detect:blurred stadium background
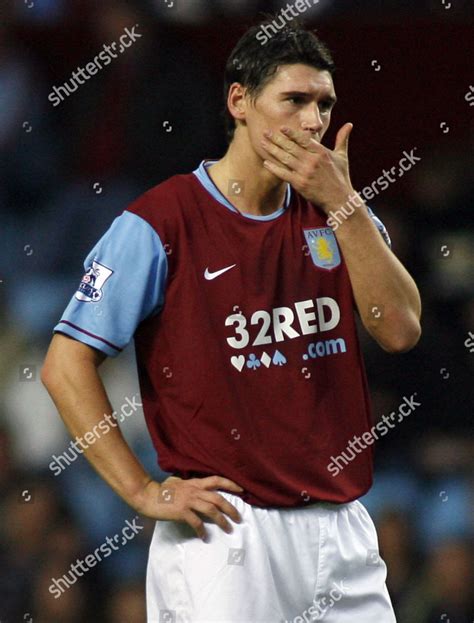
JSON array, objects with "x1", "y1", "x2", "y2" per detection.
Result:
[{"x1": 0, "y1": 0, "x2": 473, "y2": 621}]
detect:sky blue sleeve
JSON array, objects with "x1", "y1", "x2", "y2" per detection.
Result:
[
  {"x1": 54, "y1": 210, "x2": 168, "y2": 357},
  {"x1": 366, "y1": 206, "x2": 392, "y2": 248}
]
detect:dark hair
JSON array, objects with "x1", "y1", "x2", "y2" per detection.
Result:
[{"x1": 222, "y1": 15, "x2": 336, "y2": 144}]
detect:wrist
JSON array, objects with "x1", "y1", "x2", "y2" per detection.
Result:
[
  {"x1": 325, "y1": 190, "x2": 368, "y2": 228},
  {"x1": 126, "y1": 474, "x2": 154, "y2": 509},
  {"x1": 323, "y1": 187, "x2": 361, "y2": 215},
  {"x1": 328, "y1": 202, "x2": 372, "y2": 240}
]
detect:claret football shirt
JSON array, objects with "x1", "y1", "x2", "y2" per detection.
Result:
[{"x1": 54, "y1": 160, "x2": 391, "y2": 507}]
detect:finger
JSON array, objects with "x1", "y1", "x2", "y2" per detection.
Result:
[
  {"x1": 262, "y1": 159, "x2": 294, "y2": 184},
  {"x1": 264, "y1": 129, "x2": 306, "y2": 157},
  {"x1": 193, "y1": 499, "x2": 233, "y2": 533},
  {"x1": 201, "y1": 491, "x2": 242, "y2": 523},
  {"x1": 198, "y1": 476, "x2": 244, "y2": 492},
  {"x1": 261, "y1": 138, "x2": 297, "y2": 170},
  {"x1": 182, "y1": 509, "x2": 206, "y2": 540},
  {"x1": 280, "y1": 126, "x2": 321, "y2": 153},
  {"x1": 334, "y1": 122, "x2": 353, "y2": 155}
]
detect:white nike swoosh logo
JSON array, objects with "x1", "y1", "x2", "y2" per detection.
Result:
[{"x1": 204, "y1": 264, "x2": 237, "y2": 280}]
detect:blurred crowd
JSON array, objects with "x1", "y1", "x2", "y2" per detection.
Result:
[{"x1": 0, "y1": 0, "x2": 473, "y2": 621}]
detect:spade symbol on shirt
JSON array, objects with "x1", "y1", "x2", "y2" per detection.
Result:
[{"x1": 273, "y1": 350, "x2": 287, "y2": 366}]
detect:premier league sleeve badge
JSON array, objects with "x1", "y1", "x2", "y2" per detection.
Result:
[{"x1": 75, "y1": 259, "x2": 113, "y2": 302}]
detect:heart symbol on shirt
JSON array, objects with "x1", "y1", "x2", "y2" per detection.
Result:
[{"x1": 231, "y1": 355, "x2": 245, "y2": 372}]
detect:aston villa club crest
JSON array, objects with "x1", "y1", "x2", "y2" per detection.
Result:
[
  {"x1": 75, "y1": 260, "x2": 113, "y2": 302},
  {"x1": 303, "y1": 227, "x2": 341, "y2": 271}
]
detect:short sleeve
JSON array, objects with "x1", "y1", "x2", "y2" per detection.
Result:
[
  {"x1": 366, "y1": 206, "x2": 392, "y2": 248},
  {"x1": 54, "y1": 210, "x2": 168, "y2": 357}
]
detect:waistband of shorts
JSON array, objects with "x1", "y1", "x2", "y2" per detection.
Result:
[{"x1": 217, "y1": 489, "x2": 360, "y2": 513}]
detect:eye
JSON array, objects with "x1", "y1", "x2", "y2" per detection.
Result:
[
  {"x1": 287, "y1": 96, "x2": 305, "y2": 105},
  {"x1": 319, "y1": 101, "x2": 334, "y2": 114}
]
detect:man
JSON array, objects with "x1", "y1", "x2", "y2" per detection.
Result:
[{"x1": 42, "y1": 16, "x2": 421, "y2": 622}]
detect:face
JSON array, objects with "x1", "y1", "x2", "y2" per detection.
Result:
[{"x1": 231, "y1": 63, "x2": 337, "y2": 157}]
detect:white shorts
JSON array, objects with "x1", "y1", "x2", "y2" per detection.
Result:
[{"x1": 146, "y1": 490, "x2": 396, "y2": 623}]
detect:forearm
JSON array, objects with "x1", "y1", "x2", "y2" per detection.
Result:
[
  {"x1": 332, "y1": 197, "x2": 421, "y2": 352},
  {"x1": 42, "y1": 343, "x2": 151, "y2": 506}
]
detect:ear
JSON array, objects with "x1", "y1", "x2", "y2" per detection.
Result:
[{"x1": 227, "y1": 83, "x2": 247, "y2": 124}]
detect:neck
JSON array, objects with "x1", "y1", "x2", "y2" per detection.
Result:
[{"x1": 207, "y1": 135, "x2": 288, "y2": 217}]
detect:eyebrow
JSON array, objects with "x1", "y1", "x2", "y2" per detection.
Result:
[{"x1": 280, "y1": 91, "x2": 338, "y2": 104}]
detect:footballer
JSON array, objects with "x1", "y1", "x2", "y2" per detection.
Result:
[{"x1": 42, "y1": 16, "x2": 421, "y2": 622}]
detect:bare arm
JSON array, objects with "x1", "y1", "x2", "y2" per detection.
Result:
[
  {"x1": 42, "y1": 333, "x2": 152, "y2": 503},
  {"x1": 332, "y1": 199, "x2": 422, "y2": 353},
  {"x1": 41, "y1": 333, "x2": 243, "y2": 539}
]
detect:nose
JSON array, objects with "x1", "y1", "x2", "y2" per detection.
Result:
[{"x1": 301, "y1": 105, "x2": 324, "y2": 135}]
